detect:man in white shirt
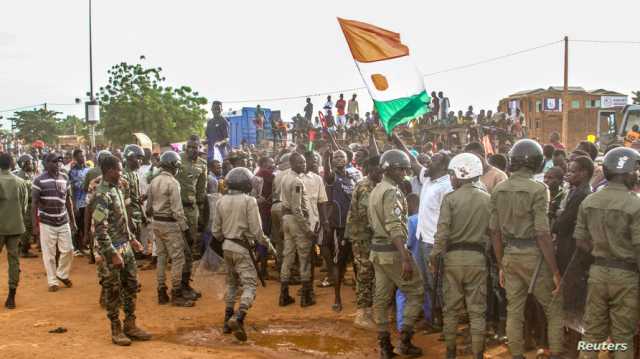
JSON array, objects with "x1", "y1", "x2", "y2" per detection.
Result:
[{"x1": 392, "y1": 134, "x2": 452, "y2": 330}]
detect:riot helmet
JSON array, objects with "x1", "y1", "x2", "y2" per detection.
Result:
[
  {"x1": 508, "y1": 139, "x2": 544, "y2": 173},
  {"x1": 225, "y1": 167, "x2": 254, "y2": 193}
]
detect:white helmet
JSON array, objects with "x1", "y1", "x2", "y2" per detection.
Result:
[{"x1": 449, "y1": 153, "x2": 483, "y2": 179}]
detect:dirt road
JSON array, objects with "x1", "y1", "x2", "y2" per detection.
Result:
[{"x1": 0, "y1": 253, "x2": 512, "y2": 358}]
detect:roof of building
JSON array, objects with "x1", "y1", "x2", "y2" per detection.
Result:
[{"x1": 506, "y1": 86, "x2": 625, "y2": 98}]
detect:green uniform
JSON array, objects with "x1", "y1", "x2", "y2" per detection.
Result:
[
  {"x1": 574, "y1": 182, "x2": 640, "y2": 359},
  {"x1": 345, "y1": 177, "x2": 375, "y2": 309},
  {"x1": 122, "y1": 167, "x2": 145, "y2": 239},
  {"x1": 213, "y1": 190, "x2": 266, "y2": 310},
  {"x1": 431, "y1": 182, "x2": 490, "y2": 354},
  {"x1": 83, "y1": 167, "x2": 102, "y2": 193},
  {"x1": 0, "y1": 169, "x2": 28, "y2": 289},
  {"x1": 489, "y1": 169, "x2": 563, "y2": 356},
  {"x1": 176, "y1": 153, "x2": 207, "y2": 259},
  {"x1": 93, "y1": 180, "x2": 138, "y2": 323},
  {"x1": 280, "y1": 171, "x2": 314, "y2": 283},
  {"x1": 368, "y1": 175, "x2": 423, "y2": 332},
  {"x1": 13, "y1": 169, "x2": 35, "y2": 252}
]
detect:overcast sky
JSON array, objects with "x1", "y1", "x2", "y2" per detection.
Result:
[{"x1": 1, "y1": 0, "x2": 639, "y2": 130}]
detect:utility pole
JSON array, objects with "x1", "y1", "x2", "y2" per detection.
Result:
[
  {"x1": 87, "y1": 0, "x2": 97, "y2": 149},
  {"x1": 562, "y1": 36, "x2": 569, "y2": 147}
]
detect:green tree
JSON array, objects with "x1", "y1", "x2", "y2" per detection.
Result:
[
  {"x1": 633, "y1": 91, "x2": 640, "y2": 105},
  {"x1": 97, "y1": 60, "x2": 208, "y2": 145},
  {"x1": 58, "y1": 115, "x2": 89, "y2": 138},
  {"x1": 11, "y1": 108, "x2": 61, "y2": 145}
]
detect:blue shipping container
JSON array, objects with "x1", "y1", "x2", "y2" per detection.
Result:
[{"x1": 226, "y1": 107, "x2": 274, "y2": 147}]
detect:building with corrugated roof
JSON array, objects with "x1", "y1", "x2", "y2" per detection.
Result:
[{"x1": 498, "y1": 87, "x2": 627, "y2": 149}]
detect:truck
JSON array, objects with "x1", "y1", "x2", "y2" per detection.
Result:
[{"x1": 597, "y1": 104, "x2": 640, "y2": 148}]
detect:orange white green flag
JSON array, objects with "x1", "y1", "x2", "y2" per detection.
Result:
[{"x1": 337, "y1": 18, "x2": 430, "y2": 134}]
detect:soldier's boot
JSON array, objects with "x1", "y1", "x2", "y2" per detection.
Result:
[
  {"x1": 111, "y1": 320, "x2": 132, "y2": 346},
  {"x1": 377, "y1": 331, "x2": 397, "y2": 359},
  {"x1": 157, "y1": 286, "x2": 170, "y2": 305},
  {"x1": 397, "y1": 330, "x2": 423, "y2": 357},
  {"x1": 228, "y1": 308, "x2": 247, "y2": 342},
  {"x1": 278, "y1": 282, "x2": 295, "y2": 307},
  {"x1": 4, "y1": 288, "x2": 16, "y2": 309},
  {"x1": 223, "y1": 307, "x2": 234, "y2": 334},
  {"x1": 123, "y1": 316, "x2": 152, "y2": 341},
  {"x1": 354, "y1": 308, "x2": 377, "y2": 331},
  {"x1": 300, "y1": 281, "x2": 316, "y2": 308},
  {"x1": 181, "y1": 272, "x2": 202, "y2": 300},
  {"x1": 171, "y1": 288, "x2": 195, "y2": 307},
  {"x1": 446, "y1": 346, "x2": 457, "y2": 359}
]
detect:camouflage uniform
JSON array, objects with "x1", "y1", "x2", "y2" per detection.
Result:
[
  {"x1": 176, "y1": 153, "x2": 207, "y2": 259},
  {"x1": 92, "y1": 180, "x2": 138, "y2": 323},
  {"x1": 122, "y1": 167, "x2": 145, "y2": 239},
  {"x1": 13, "y1": 169, "x2": 35, "y2": 253},
  {"x1": 345, "y1": 177, "x2": 376, "y2": 309}
]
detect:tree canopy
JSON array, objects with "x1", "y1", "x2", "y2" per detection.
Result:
[
  {"x1": 11, "y1": 108, "x2": 61, "y2": 144},
  {"x1": 97, "y1": 60, "x2": 208, "y2": 146}
]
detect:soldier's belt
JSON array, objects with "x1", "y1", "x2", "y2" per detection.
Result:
[
  {"x1": 182, "y1": 201, "x2": 194, "y2": 208},
  {"x1": 370, "y1": 243, "x2": 398, "y2": 252},
  {"x1": 593, "y1": 257, "x2": 638, "y2": 273},
  {"x1": 225, "y1": 238, "x2": 251, "y2": 251},
  {"x1": 446, "y1": 242, "x2": 485, "y2": 254},
  {"x1": 506, "y1": 238, "x2": 537, "y2": 248},
  {"x1": 153, "y1": 216, "x2": 176, "y2": 222}
]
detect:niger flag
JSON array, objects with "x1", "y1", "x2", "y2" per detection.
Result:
[{"x1": 338, "y1": 18, "x2": 430, "y2": 134}]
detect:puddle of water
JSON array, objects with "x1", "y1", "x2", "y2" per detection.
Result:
[{"x1": 167, "y1": 322, "x2": 362, "y2": 357}]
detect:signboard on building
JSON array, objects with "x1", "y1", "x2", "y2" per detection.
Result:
[
  {"x1": 601, "y1": 96, "x2": 627, "y2": 108},
  {"x1": 544, "y1": 98, "x2": 561, "y2": 112}
]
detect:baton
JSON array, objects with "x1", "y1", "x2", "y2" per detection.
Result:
[{"x1": 528, "y1": 256, "x2": 544, "y2": 294}]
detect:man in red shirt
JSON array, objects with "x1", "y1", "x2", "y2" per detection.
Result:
[
  {"x1": 335, "y1": 94, "x2": 347, "y2": 127},
  {"x1": 549, "y1": 131, "x2": 565, "y2": 150}
]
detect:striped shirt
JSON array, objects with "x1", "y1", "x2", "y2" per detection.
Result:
[{"x1": 32, "y1": 171, "x2": 70, "y2": 227}]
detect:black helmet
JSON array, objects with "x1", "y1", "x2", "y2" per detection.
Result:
[
  {"x1": 159, "y1": 151, "x2": 181, "y2": 171},
  {"x1": 123, "y1": 144, "x2": 144, "y2": 159},
  {"x1": 379, "y1": 149, "x2": 411, "y2": 170},
  {"x1": 508, "y1": 139, "x2": 544, "y2": 173},
  {"x1": 97, "y1": 150, "x2": 112, "y2": 166},
  {"x1": 17, "y1": 154, "x2": 34, "y2": 169},
  {"x1": 602, "y1": 147, "x2": 640, "y2": 175},
  {"x1": 225, "y1": 167, "x2": 253, "y2": 193}
]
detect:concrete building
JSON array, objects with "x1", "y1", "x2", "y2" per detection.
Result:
[{"x1": 498, "y1": 87, "x2": 627, "y2": 149}]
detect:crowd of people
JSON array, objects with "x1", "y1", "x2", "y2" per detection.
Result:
[{"x1": 2, "y1": 99, "x2": 640, "y2": 359}]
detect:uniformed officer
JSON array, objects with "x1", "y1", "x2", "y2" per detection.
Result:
[
  {"x1": 346, "y1": 155, "x2": 382, "y2": 330},
  {"x1": 576, "y1": 147, "x2": 640, "y2": 359},
  {"x1": 0, "y1": 152, "x2": 28, "y2": 309},
  {"x1": 83, "y1": 150, "x2": 112, "y2": 193},
  {"x1": 147, "y1": 151, "x2": 195, "y2": 307},
  {"x1": 176, "y1": 135, "x2": 206, "y2": 300},
  {"x1": 279, "y1": 152, "x2": 315, "y2": 307},
  {"x1": 122, "y1": 145, "x2": 146, "y2": 244},
  {"x1": 431, "y1": 153, "x2": 490, "y2": 359},
  {"x1": 490, "y1": 139, "x2": 563, "y2": 359},
  {"x1": 93, "y1": 155, "x2": 151, "y2": 346},
  {"x1": 271, "y1": 152, "x2": 291, "y2": 270},
  {"x1": 213, "y1": 167, "x2": 269, "y2": 342},
  {"x1": 13, "y1": 154, "x2": 37, "y2": 258},
  {"x1": 368, "y1": 149, "x2": 423, "y2": 358}
]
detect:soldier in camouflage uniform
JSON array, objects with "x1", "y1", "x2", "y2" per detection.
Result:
[
  {"x1": 176, "y1": 135, "x2": 206, "y2": 300},
  {"x1": 122, "y1": 145, "x2": 147, "y2": 245},
  {"x1": 13, "y1": 154, "x2": 37, "y2": 258},
  {"x1": 369, "y1": 149, "x2": 423, "y2": 358},
  {"x1": 92, "y1": 155, "x2": 151, "y2": 346},
  {"x1": 345, "y1": 154, "x2": 382, "y2": 330}
]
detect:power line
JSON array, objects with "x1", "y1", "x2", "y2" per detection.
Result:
[
  {"x1": 571, "y1": 39, "x2": 640, "y2": 45},
  {"x1": 221, "y1": 39, "x2": 563, "y2": 104},
  {"x1": 0, "y1": 102, "x2": 80, "y2": 114}
]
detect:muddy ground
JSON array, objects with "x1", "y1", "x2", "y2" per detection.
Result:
[{"x1": 0, "y1": 252, "x2": 515, "y2": 359}]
